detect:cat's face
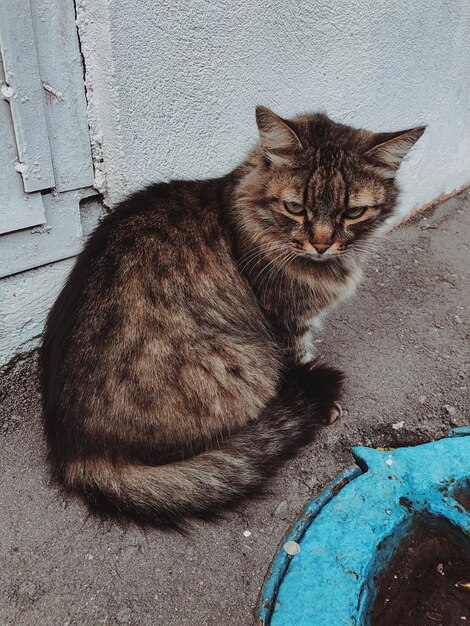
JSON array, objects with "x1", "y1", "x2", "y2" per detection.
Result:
[
  {"x1": 237, "y1": 107, "x2": 425, "y2": 263},
  {"x1": 255, "y1": 156, "x2": 391, "y2": 261}
]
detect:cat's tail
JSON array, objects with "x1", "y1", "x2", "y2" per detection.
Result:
[{"x1": 62, "y1": 363, "x2": 343, "y2": 528}]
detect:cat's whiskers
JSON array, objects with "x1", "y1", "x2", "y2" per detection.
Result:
[
  {"x1": 237, "y1": 250, "x2": 284, "y2": 277},
  {"x1": 258, "y1": 255, "x2": 285, "y2": 297},
  {"x1": 236, "y1": 245, "x2": 281, "y2": 273},
  {"x1": 259, "y1": 249, "x2": 297, "y2": 298},
  {"x1": 250, "y1": 249, "x2": 290, "y2": 287},
  {"x1": 235, "y1": 239, "x2": 284, "y2": 267},
  {"x1": 352, "y1": 239, "x2": 386, "y2": 260},
  {"x1": 265, "y1": 251, "x2": 297, "y2": 296},
  {"x1": 236, "y1": 242, "x2": 289, "y2": 275}
]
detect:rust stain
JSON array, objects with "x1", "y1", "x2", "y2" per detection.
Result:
[
  {"x1": 42, "y1": 81, "x2": 63, "y2": 104},
  {"x1": 399, "y1": 496, "x2": 413, "y2": 512},
  {"x1": 331, "y1": 476, "x2": 349, "y2": 496},
  {"x1": 347, "y1": 569, "x2": 359, "y2": 580}
]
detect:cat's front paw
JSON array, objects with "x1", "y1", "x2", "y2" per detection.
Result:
[
  {"x1": 294, "y1": 337, "x2": 317, "y2": 366},
  {"x1": 326, "y1": 401, "x2": 343, "y2": 425}
]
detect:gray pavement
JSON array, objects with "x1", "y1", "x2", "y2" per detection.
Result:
[{"x1": 1, "y1": 189, "x2": 469, "y2": 626}]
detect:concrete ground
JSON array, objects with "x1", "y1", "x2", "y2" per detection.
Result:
[{"x1": 1, "y1": 190, "x2": 469, "y2": 626}]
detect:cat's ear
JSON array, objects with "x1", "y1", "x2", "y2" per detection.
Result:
[
  {"x1": 364, "y1": 126, "x2": 426, "y2": 176},
  {"x1": 255, "y1": 106, "x2": 302, "y2": 165}
]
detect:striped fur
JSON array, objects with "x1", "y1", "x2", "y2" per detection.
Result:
[
  {"x1": 40, "y1": 108, "x2": 423, "y2": 527},
  {"x1": 60, "y1": 364, "x2": 342, "y2": 527}
]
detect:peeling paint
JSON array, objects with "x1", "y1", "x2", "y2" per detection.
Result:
[
  {"x1": 74, "y1": 0, "x2": 127, "y2": 206},
  {"x1": 30, "y1": 224, "x2": 52, "y2": 234},
  {"x1": 42, "y1": 81, "x2": 64, "y2": 103}
]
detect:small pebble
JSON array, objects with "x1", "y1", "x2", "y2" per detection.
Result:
[
  {"x1": 392, "y1": 420, "x2": 404, "y2": 430},
  {"x1": 18, "y1": 582, "x2": 36, "y2": 598},
  {"x1": 283, "y1": 541, "x2": 301, "y2": 556},
  {"x1": 444, "y1": 405, "x2": 457, "y2": 416},
  {"x1": 274, "y1": 500, "x2": 288, "y2": 517},
  {"x1": 386, "y1": 458, "x2": 393, "y2": 467},
  {"x1": 115, "y1": 607, "x2": 132, "y2": 624},
  {"x1": 243, "y1": 530, "x2": 251, "y2": 538}
]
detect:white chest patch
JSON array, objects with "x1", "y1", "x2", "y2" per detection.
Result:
[
  {"x1": 295, "y1": 312, "x2": 327, "y2": 364},
  {"x1": 294, "y1": 268, "x2": 362, "y2": 365}
]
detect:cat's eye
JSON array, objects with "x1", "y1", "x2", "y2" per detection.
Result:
[
  {"x1": 283, "y1": 200, "x2": 304, "y2": 215},
  {"x1": 344, "y1": 206, "x2": 368, "y2": 219}
]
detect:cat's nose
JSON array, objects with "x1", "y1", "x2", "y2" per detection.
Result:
[{"x1": 313, "y1": 243, "x2": 331, "y2": 254}]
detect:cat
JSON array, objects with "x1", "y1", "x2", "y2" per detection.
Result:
[{"x1": 40, "y1": 106, "x2": 424, "y2": 527}]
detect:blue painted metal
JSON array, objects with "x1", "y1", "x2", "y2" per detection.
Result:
[
  {"x1": 0, "y1": 0, "x2": 96, "y2": 273},
  {"x1": 257, "y1": 431, "x2": 470, "y2": 626},
  {"x1": 0, "y1": 55, "x2": 46, "y2": 234},
  {"x1": 0, "y1": 0, "x2": 55, "y2": 193},
  {"x1": 30, "y1": 0, "x2": 95, "y2": 193}
]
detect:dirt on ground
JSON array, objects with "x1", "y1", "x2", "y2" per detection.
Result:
[
  {"x1": 371, "y1": 526, "x2": 470, "y2": 625},
  {"x1": 1, "y1": 190, "x2": 469, "y2": 625}
]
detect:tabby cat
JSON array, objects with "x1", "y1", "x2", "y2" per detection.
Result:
[{"x1": 40, "y1": 107, "x2": 424, "y2": 527}]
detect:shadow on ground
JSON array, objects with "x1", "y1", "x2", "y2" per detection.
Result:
[{"x1": 1, "y1": 191, "x2": 469, "y2": 626}]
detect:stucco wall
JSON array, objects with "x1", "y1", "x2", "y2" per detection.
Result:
[
  {"x1": 0, "y1": 259, "x2": 74, "y2": 367},
  {"x1": 2, "y1": 0, "x2": 470, "y2": 367},
  {"x1": 79, "y1": 0, "x2": 470, "y2": 217}
]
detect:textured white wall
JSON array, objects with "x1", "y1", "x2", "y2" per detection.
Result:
[
  {"x1": 80, "y1": 0, "x2": 470, "y2": 218},
  {"x1": 0, "y1": 259, "x2": 74, "y2": 367},
  {"x1": 2, "y1": 1, "x2": 470, "y2": 367}
]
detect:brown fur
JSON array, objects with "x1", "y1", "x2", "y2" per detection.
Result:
[{"x1": 40, "y1": 107, "x2": 424, "y2": 526}]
